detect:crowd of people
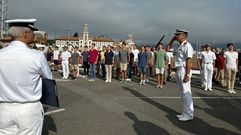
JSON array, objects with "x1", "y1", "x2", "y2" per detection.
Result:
[
  {"x1": 41, "y1": 41, "x2": 241, "y2": 94},
  {"x1": 198, "y1": 43, "x2": 240, "y2": 94},
  {"x1": 43, "y1": 42, "x2": 175, "y2": 89}
]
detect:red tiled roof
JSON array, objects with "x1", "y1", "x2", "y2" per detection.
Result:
[
  {"x1": 55, "y1": 36, "x2": 80, "y2": 40},
  {"x1": 93, "y1": 36, "x2": 113, "y2": 42}
]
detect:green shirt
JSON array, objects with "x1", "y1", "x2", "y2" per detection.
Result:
[{"x1": 154, "y1": 50, "x2": 167, "y2": 68}]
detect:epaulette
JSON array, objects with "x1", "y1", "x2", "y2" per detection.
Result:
[{"x1": 184, "y1": 42, "x2": 187, "y2": 45}]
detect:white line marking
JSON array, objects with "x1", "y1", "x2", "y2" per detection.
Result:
[
  {"x1": 126, "y1": 96, "x2": 241, "y2": 99},
  {"x1": 44, "y1": 108, "x2": 66, "y2": 116}
]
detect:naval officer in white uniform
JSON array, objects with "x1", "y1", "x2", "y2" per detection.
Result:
[
  {"x1": 201, "y1": 44, "x2": 216, "y2": 91},
  {"x1": 0, "y1": 19, "x2": 52, "y2": 135},
  {"x1": 166, "y1": 28, "x2": 194, "y2": 121}
]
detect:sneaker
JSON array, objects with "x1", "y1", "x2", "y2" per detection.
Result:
[
  {"x1": 228, "y1": 89, "x2": 233, "y2": 93},
  {"x1": 108, "y1": 80, "x2": 112, "y2": 83},
  {"x1": 178, "y1": 115, "x2": 193, "y2": 121},
  {"x1": 105, "y1": 79, "x2": 109, "y2": 83},
  {"x1": 204, "y1": 88, "x2": 208, "y2": 91},
  {"x1": 139, "y1": 82, "x2": 143, "y2": 85},
  {"x1": 88, "y1": 79, "x2": 95, "y2": 82},
  {"x1": 143, "y1": 82, "x2": 146, "y2": 85},
  {"x1": 146, "y1": 79, "x2": 149, "y2": 83},
  {"x1": 126, "y1": 78, "x2": 131, "y2": 81},
  {"x1": 232, "y1": 90, "x2": 237, "y2": 94},
  {"x1": 176, "y1": 114, "x2": 184, "y2": 118},
  {"x1": 160, "y1": 85, "x2": 163, "y2": 89},
  {"x1": 156, "y1": 85, "x2": 160, "y2": 88},
  {"x1": 208, "y1": 88, "x2": 213, "y2": 91}
]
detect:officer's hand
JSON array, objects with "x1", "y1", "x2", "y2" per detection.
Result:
[
  {"x1": 183, "y1": 76, "x2": 190, "y2": 83},
  {"x1": 171, "y1": 36, "x2": 177, "y2": 41}
]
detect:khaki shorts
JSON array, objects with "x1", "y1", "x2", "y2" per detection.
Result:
[
  {"x1": 71, "y1": 64, "x2": 79, "y2": 70},
  {"x1": 120, "y1": 63, "x2": 127, "y2": 71},
  {"x1": 155, "y1": 68, "x2": 165, "y2": 74}
]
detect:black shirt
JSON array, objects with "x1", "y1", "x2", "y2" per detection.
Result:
[
  {"x1": 104, "y1": 50, "x2": 114, "y2": 65},
  {"x1": 129, "y1": 52, "x2": 134, "y2": 65},
  {"x1": 238, "y1": 52, "x2": 241, "y2": 67}
]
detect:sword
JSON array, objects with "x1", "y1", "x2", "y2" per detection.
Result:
[{"x1": 155, "y1": 35, "x2": 165, "y2": 48}]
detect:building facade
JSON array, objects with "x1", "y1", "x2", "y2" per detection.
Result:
[{"x1": 55, "y1": 24, "x2": 113, "y2": 50}]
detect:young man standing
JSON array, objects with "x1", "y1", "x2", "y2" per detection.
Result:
[
  {"x1": 154, "y1": 43, "x2": 167, "y2": 88},
  {"x1": 100, "y1": 46, "x2": 106, "y2": 78},
  {"x1": 70, "y1": 47, "x2": 80, "y2": 80},
  {"x1": 119, "y1": 42, "x2": 129, "y2": 82},
  {"x1": 216, "y1": 50, "x2": 225, "y2": 87},
  {"x1": 126, "y1": 47, "x2": 134, "y2": 81},
  {"x1": 53, "y1": 46, "x2": 60, "y2": 71},
  {"x1": 167, "y1": 28, "x2": 194, "y2": 121},
  {"x1": 82, "y1": 46, "x2": 89, "y2": 78},
  {"x1": 88, "y1": 43, "x2": 98, "y2": 81},
  {"x1": 60, "y1": 46, "x2": 71, "y2": 79},
  {"x1": 201, "y1": 44, "x2": 216, "y2": 91},
  {"x1": 114, "y1": 46, "x2": 121, "y2": 80},
  {"x1": 224, "y1": 43, "x2": 238, "y2": 94},
  {"x1": 104, "y1": 45, "x2": 114, "y2": 82},
  {"x1": 146, "y1": 46, "x2": 153, "y2": 83},
  {"x1": 132, "y1": 44, "x2": 140, "y2": 76},
  {"x1": 166, "y1": 49, "x2": 173, "y2": 81},
  {"x1": 138, "y1": 45, "x2": 148, "y2": 85}
]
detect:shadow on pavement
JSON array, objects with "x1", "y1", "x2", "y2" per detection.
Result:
[
  {"x1": 123, "y1": 86, "x2": 241, "y2": 135},
  {"x1": 124, "y1": 111, "x2": 170, "y2": 135},
  {"x1": 42, "y1": 106, "x2": 57, "y2": 135},
  {"x1": 195, "y1": 93, "x2": 241, "y2": 131}
]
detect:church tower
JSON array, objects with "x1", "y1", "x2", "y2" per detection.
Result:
[{"x1": 83, "y1": 24, "x2": 89, "y2": 47}]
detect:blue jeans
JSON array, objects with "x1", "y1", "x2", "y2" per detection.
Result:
[
  {"x1": 127, "y1": 64, "x2": 133, "y2": 79},
  {"x1": 89, "y1": 63, "x2": 96, "y2": 79}
]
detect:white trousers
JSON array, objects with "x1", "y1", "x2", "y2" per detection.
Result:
[
  {"x1": 105, "y1": 65, "x2": 113, "y2": 81},
  {"x1": 203, "y1": 64, "x2": 213, "y2": 89},
  {"x1": 62, "y1": 61, "x2": 69, "y2": 79},
  {"x1": 176, "y1": 67, "x2": 194, "y2": 117},
  {"x1": 0, "y1": 102, "x2": 44, "y2": 135}
]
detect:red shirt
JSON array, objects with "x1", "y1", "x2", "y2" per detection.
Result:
[
  {"x1": 88, "y1": 49, "x2": 98, "y2": 63},
  {"x1": 217, "y1": 55, "x2": 225, "y2": 70}
]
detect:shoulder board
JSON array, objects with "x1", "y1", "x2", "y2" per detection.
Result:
[{"x1": 184, "y1": 42, "x2": 187, "y2": 45}]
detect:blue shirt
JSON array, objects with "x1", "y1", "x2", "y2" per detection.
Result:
[{"x1": 138, "y1": 51, "x2": 148, "y2": 67}]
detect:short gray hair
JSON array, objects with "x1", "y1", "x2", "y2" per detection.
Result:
[{"x1": 7, "y1": 26, "x2": 31, "y2": 40}]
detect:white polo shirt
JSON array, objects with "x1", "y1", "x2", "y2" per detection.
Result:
[
  {"x1": 201, "y1": 51, "x2": 216, "y2": 64},
  {"x1": 224, "y1": 51, "x2": 238, "y2": 69},
  {"x1": 174, "y1": 40, "x2": 194, "y2": 68},
  {"x1": 53, "y1": 50, "x2": 60, "y2": 60},
  {"x1": 132, "y1": 49, "x2": 140, "y2": 62},
  {"x1": 0, "y1": 41, "x2": 52, "y2": 103},
  {"x1": 166, "y1": 52, "x2": 173, "y2": 65},
  {"x1": 61, "y1": 51, "x2": 71, "y2": 61}
]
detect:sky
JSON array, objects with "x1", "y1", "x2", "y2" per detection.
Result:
[{"x1": 7, "y1": 0, "x2": 241, "y2": 45}]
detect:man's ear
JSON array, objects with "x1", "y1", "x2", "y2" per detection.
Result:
[{"x1": 23, "y1": 31, "x2": 28, "y2": 39}]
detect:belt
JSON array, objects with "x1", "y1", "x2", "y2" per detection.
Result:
[
  {"x1": 0, "y1": 100, "x2": 39, "y2": 104},
  {"x1": 204, "y1": 62, "x2": 212, "y2": 64}
]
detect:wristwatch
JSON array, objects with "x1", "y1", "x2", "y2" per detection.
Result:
[{"x1": 186, "y1": 74, "x2": 190, "y2": 77}]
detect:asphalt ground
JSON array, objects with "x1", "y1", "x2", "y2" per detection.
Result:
[{"x1": 42, "y1": 71, "x2": 241, "y2": 135}]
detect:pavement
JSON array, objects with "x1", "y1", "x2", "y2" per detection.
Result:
[{"x1": 42, "y1": 71, "x2": 241, "y2": 135}]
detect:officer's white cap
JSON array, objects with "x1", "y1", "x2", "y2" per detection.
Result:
[
  {"x1": 175, "y1": 28, "x2": 189, "y2": 35},
  {"x1": 5, "y1": 18, "x2": 38, "y2": 31}
]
